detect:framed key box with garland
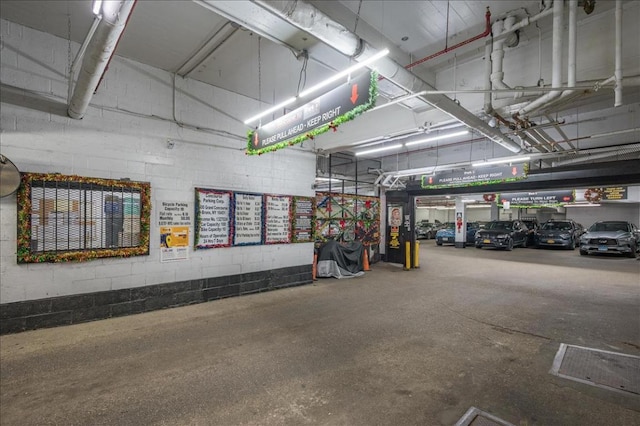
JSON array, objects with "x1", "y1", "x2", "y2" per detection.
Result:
[{"x1": 17, "y1": 173, "x2": 151, "y2": 263}]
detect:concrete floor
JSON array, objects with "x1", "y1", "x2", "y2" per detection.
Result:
[{"x1": 1, "y1": 244, "x2": 639, "y2": 425}]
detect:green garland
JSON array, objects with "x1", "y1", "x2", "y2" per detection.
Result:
[
  {"x1": 246, "y1": 71, "x2": 379, "y2": 155},
  {"x1": 17, "y1": 173, "x2": 151, "y2": 263},
  {"x1": 421, "y1": 176, "x2": 527, "y2": 190}
]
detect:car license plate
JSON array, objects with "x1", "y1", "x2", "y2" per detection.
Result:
[
  {"x1": 483, "y1": 239, "x2": 490, "y2": 244},
  {"x1": 598, "y1": 245, "x2": 608, "y2": 251},
  {"x1": 547, "y1": 239, "x2": 555, "y2": 244},
  {"x1": 442, "y1": 237, "x2": 449, "y2": 241}
]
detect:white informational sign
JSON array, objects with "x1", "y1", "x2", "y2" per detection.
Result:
[
  {"x1": 265, "y1": 195, "x2": 291, "y2": 244},
  {"x1": 234, "y1": 193, "x2": 263, "y2": 245},
  {"x1": 158, "y1": 201, "x2": 193, "y2": 262},
  {"x1": 159, "y1": 201, "x2": 192, "y2": 226},
  {"x1": 196, "y1": 189, "x2": 232, "y2": 248}
]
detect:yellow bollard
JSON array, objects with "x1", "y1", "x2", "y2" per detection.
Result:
[
  {"x1": 414, "y1": 241, "x2": 420, "y2": 268},
  {"x1": 404, "y1": 241, "x2": 411, "y2": 270}
]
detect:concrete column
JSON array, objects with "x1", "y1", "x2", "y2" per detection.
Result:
[
  {"x1": 454, "y1": 197, "x2": 467, "y2": 248},
  {"x1": 490, "y1": 202, "x2": 499, "y2": 221}
]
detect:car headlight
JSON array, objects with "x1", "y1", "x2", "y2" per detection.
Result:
[
  {"x1": 618, "y1": 237, "x2": 630, "y2": 243},
  {"x1": 559, "y1": 233, "x2": 571, "y2": 239}
]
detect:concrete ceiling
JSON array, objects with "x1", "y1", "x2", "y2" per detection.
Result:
[{"x1": 1, "y1": 0, "x2": 638, "y2": 183}]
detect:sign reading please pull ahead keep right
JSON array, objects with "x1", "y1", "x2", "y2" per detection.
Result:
[
  {"x1": 421, "y1": 164, "x2": 526, "y2": 189},
  {"x1": 246, "y1": 70, "x2": 377, "y2": 155}
]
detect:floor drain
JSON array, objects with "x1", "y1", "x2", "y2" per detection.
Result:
[
  {"x1": 550, "y1": 343, "x2": 640, "y2": 395},
  {"x1": 455, "y1": 407, "x2": 515, "y2": 426}
]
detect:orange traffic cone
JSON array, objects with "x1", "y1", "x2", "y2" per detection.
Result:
[
  {"x1": 312, "y1": 253, "x2": 318, "y2": 281},
  {"x1": 363, "y1": 246, "x2": 371, "y2": 271}
]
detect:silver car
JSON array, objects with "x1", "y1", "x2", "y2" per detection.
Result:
[{"x1": 579, "y1": 221, "x2": 640, "y2": 258}]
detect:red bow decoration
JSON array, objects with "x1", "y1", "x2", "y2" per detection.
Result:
[
  {"x1": 365, "y1": 200, "x2": 372, "y2": 208},
  {"x1": 328, "y1": 121, "x2": 338, "y2": 132},
  {"x1": 340, "y1": 220, "x2": 346, "y2": 229}
]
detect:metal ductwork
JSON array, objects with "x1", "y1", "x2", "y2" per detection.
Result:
[
  {"x1": 199, "y1": 0, "x2": 523, "y2": 154},
  {"x1": 68, "y1": 0, "x2": 136, "y2": 119}
]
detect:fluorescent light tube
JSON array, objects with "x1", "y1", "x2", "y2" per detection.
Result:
[
  {"x1": 404, "y1": 130, "x2": 469, "y2": 147},
  {"x1": 299, "y1": 49, "x2": 389, "y2": 98},
  {"x1": 243, "y1": 97, "x2": 297, "y2": 125},
  {"x1": 393, "y1": 167, "x2": 436, "y2": 177},
  {"x1": 355, "y1": 143, "x2": 403, "y2": 156},
  {"x1": 243, "y1": 49, "x2": 388, "y2": 125},
  {"x1": 472, "y1": 156, "x2": 531, "y2": 167},
  {"x1": 92, "y1": 0, "x2": 103, "y2": 15},
  {"x1": 315, "y1": 177, "x2": 342, "y2": 182}
]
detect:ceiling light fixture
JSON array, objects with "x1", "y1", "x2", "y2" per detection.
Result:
[
  {"x1": 243, "y1": 48, "x2": 389, "y2": 125},
  {"x1": 92, "y1": 0, "x2": 103, "y2": 15},
  {"x1": 472, "y1": 156, "x2": 531, "y2": 167},
  {"x1": 243, "y1": 97, "x2": 297, "y2": 125},
  {"x1": 299, "y1": 49, "x2": 390, "y2": 98},
  {"x1": 392, "y1": 166, "x2": 436, "y2": 178},
  {"x1": 315, "y1": 177, "x2": 342, "y2": 182},
  {"x1": 355, "y1": 143, "x2": 403, "y2": 157},
  {"x1": 404, "y1": 130, "x2": 469, "y2": 147},
  {"x1": 564, "y1": 203, "x2": 601, "y2": 207}
]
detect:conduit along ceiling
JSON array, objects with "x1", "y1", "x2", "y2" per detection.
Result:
[{"x1": 2, "y1": 0, "x2": 639, "y2": 193}]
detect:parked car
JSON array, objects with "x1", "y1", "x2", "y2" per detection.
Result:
[
  {"x1": 416, "y1": 221, "x2": 438, "y2": 239},
  {"x1": 521, "y1": 219, "x2": 539, "y2": 247},
  {"x1": 535, "y1": 219, "x2": 584, "y2": 250},
  {"x1": 474, "y1": 220, "x2": 529, "y2": 250},
  {"x1": 436, "y1": 222, "x2": 480, "y2": 246},
  {"x1": 579, "y1": 221, "x2": 640, "y2": 258}
]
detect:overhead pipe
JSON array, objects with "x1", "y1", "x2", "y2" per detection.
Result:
[
  {"x1": 517, "y1": 0, "x2": 565, "y2": 117},
  {"x1": 568, "y1": 0, "x2": 577, "y2": 89},
  {"x1": 535, "y1": 0, "x2": 579, "y2": 112},
  {"x1": 490, "y1": 16, "x2": 544, "y2": 101},
  {"x1": 545, "y1": 114, "x2": 576, "y2": 150},
  {"x1": 252, "y1": 0, "x2": 523, "y2": 154},
  {"x1": 404, "y1": 8, "x2": 492, "y2": 70},
  {"x1": 484, "y1": 3, "x2": 553, "y2": 114},
  {"x1": 526, "y1": 128, "x2": 558, "y2": 152},
  {"x1": 553, "y1": 148, "x2": 640, "y2": 167},
  {"x1": 68, "y1": 0, "x2": 136, "y2": 119},
  {"x1": 378, "y1": 142, "x2": 640, "y2": 183},
  {"x1": 67, "y1": 15, "x2": 102, "y2": 104},
  {"x1": 614, "y1": 0, "x2": 623, "y2": 106}
]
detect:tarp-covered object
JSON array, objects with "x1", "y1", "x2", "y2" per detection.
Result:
[{"x1": 316, "y1": 240, "x2": 365, "y2": 279}]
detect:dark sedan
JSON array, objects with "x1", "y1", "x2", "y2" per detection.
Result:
[
  {"x1": 535, "y1": 219, "x2": 584, "y2": 250},
  {"x1": 579, "y1": 221, "x2": 640, "y2": 258},
  {"x1": 474, "y1": 220, "x2": 529, "y2": 250}
]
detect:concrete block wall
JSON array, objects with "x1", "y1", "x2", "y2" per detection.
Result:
[{"x1": 0, "y1": 20, "x2": 316, "y2": 321}]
